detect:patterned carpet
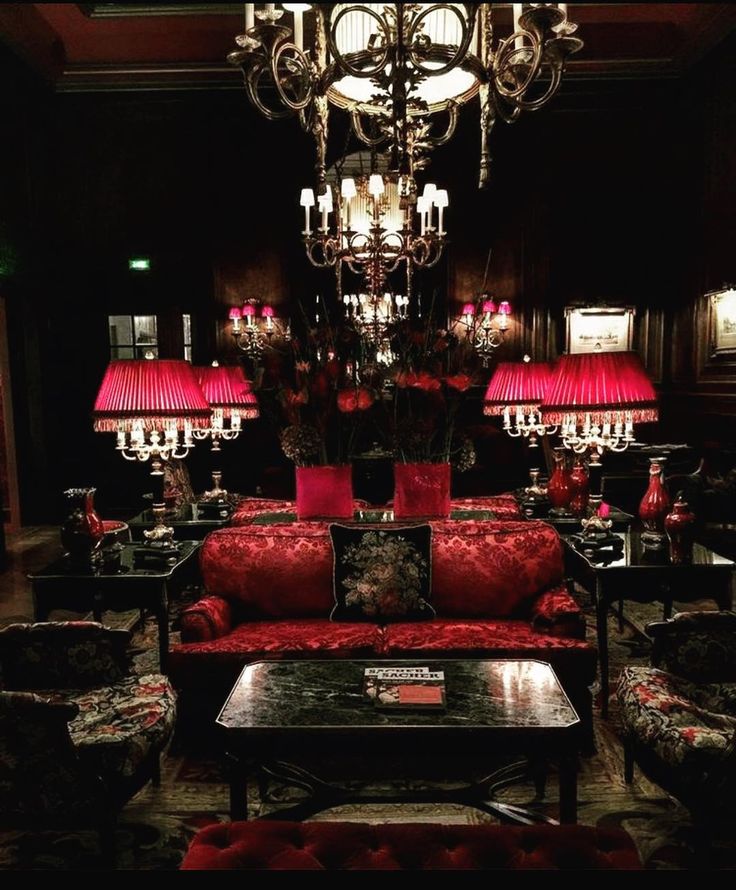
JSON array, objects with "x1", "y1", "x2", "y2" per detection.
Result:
[{"x1": 1, "y1": 591, "x2": 733, "y2": 869}]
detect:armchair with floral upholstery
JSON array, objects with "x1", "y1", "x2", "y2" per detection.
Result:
[
  {"x1": 616, "y1": 611, "x2": 736, "y2": 855},
  {"x1": 0, "y1": 621, "x2": 177, "y2": 862}
]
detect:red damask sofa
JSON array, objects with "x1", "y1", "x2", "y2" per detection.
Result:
[{"x1": 168, "y1": 520, "x2": 597, "y2": 742}]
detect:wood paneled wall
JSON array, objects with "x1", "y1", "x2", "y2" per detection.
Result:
[{"x1": 1, "y1": 33, "x2": 735, "y2": 520}]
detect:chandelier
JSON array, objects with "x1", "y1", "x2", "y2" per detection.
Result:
[
  {"x1": 228, "y1": 4, "x2": 582, "y2": 189},
  {"x1": 229, "y1": 300, "x2": 291, "y2": 358},
  {"x1": 300, "y1": 169, "x2": 448, "y2": 295},
  {"x1": 456, "y1": 294, "x2": 511, "y2": 365}
]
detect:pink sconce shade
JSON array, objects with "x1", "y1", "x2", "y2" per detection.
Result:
[
  {"x1": 241, "y1": 303, "x2": 257, "y2": 317},
  {"x1": 93, "y1": 360, "x2": 211, "y2": 432},
  {"x1": 228, "y1": 306, "x2": 242, "y2": 320},
  {"x1": 482, "y1": 298, "x2": 497, "y2": 314},
  {"x1": 540, "y1": 352, "x2": 658, "y2": 426},
  {"x1": 483, "y1": 362, "x2": 554, "y2": 416},
  {"x1": 498, "y1": 301, "x2": 511, "y2": 315},
  {"x1": 261, "y1": 305, "x2": 275, "y2": 318},
  {"x1": 195, "y1": 364, "x2": 260, "y2": 420},
  {"x1": 461, "y1": 302, "x2": 476, "y2": 317}
]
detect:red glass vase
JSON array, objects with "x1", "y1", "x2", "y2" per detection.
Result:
[
  {"x1": 295, "y1": 465, "x2": 353, "y2": 520},
  {"x1": 548, "y1": 450, "x2": 573, "y2": 513},
  {"x1": 639, "y1": 457, "x2": 670, "y2": 550},
  {"x1": 394, "y1": 462, "x2": 451, "y2": 519},
  {"x1": 60, "y1": 487, "x2": 105, "y2": 567},
  {"x1": 569, "y1": 457, "x2": 590, "y2": 516},
  {"x1": 665, "y1": 495, "x2": 696, "y2": 564}
]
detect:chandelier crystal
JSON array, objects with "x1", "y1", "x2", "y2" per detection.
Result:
[{"x1": 228, "y1": 4, "x2": 583, "y2": 188}]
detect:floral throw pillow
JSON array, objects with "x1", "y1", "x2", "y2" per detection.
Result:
[{"x1": 329, "y1": 524, "x2": 435, "y2": 622}]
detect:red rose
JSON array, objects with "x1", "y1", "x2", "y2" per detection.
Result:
[
  {"x1": 445, "y1": 373, "x2": 473, "y2": 392},
  {"x1": 357, "y1": 387, "x2": 375, "y2": 410},
  {"x1": 411, "y1": 372, "x2": 441, "y2": 392},
  {"x1": 337, "y1": 387, "x2": 374, "y2": 413},
  {"x1": 285, "y1": 388, "x2": 308, "y2": 407}
]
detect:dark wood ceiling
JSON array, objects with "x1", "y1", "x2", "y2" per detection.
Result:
[{"x1": 1, "y1": 2, "x2": 735, "y2": 91}]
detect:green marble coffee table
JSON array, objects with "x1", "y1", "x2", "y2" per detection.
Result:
[{"x1": 218, "y1": 659, "x2": 580, "y2": 824}]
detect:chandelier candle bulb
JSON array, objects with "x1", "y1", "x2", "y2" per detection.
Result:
[
  {"x1": 513, "y1": 3, "x2": 524, "y2": 49},
  {"x1": 300, "y1": 187, "x2": 315, "y2": 234},
  {"x1": 245, "y1": 3, "x2": 254, "y2": 31},
  {"x1": 368, "y1": 174, "x2": 384, "y2": 197}
]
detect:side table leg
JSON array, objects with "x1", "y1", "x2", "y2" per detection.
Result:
[
  {"x1": 157, "y1": 584, "x2": 169, "y2": 672},
  {"x1": 228, "y1": 754, "x2": 249, "y2": 821},
  {"x1": 596, "y1": 581, "x2": 610, "y2": 720},
  {"x1": 559, "y1": 753, "x2": 578, "y2": 824}
]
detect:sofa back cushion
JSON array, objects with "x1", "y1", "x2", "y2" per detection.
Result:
[
  {"x1": 201, "y1": 520, "x2": 564, "y2": 620},
  {"x1": 431, "y1": 521, "x2": 565, "y2": 617},
  {"x1": 201, "y1": 526, "x2": 335, "y2": 618}
]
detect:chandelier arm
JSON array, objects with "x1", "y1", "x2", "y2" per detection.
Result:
[
  {"x1": 246, "y1": 59, "x2": 295, "y2": 121},
  {"x1": 514, "y1": 62, "x2": 563, "y2": 111},
  {"x1": 349, "y1": 108, "x2": 390, "y2": 147},
  {"x1": 271, "y1": 42, "x2": 313, "y2": 112},
  {"x1": 424, "y1": 101, "x2": 459, "y2": 147},
  {"x1": 493, "y1": 36, "x2": 545, "y2": 102},
  {"x1": 407, "y1": 4, "x2": 477, "y2": 78},
  {"x1": 494, "y1": 97, "x2": 523, "y2": 125},
  {"x1": 327, "y1": 5, "x2": 391, "y2": 79}
]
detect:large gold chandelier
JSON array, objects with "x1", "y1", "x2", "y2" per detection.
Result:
[{"x1": 228, "y1": 3, "x2": 583, "y2": 190}]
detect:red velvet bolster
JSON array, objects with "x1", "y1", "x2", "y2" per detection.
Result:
[
  {"x1": 530, "y1": 584, "x2": 585, "y2": 639},
  {"x1": 180, "y1": 596, "x2": 233, "y2": 643}
]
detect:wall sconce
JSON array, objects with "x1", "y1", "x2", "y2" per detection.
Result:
[
  {"x1": 456, "y1": 293, "x2": 512, "y2": 366},
  {"x1": 229, "y1": 300, "x2": 291, "y2": 359}
]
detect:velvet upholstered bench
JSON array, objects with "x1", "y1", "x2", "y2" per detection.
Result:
[{"x1": 180, "y1": 822, "x2": 642, "y2": 870}]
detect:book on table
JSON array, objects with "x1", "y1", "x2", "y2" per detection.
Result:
[{"x1": 362, "y1": 666, "x2": 446, "y2": 710}]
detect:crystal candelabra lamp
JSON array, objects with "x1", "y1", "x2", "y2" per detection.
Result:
[
  {"x1": 457, "y1": 297, "x2": 512, "y2": 365},
  {"x1": 540, "y1": 352, "x2": 659, "y2": 462},
  {"x1": 483, "y1": 357, "x2": 556, "y2": 446},
  {"x1": 193, "y1": 362, "x2": 260, "y2": 452},
  {"x1": 227, "y1": 4, "x2": 582, "y2": 189},
  {"x1": 230, "y1": 301, "x2": 291, "y2": 358},
  {"x1": 92, "y1": 358, "x2": 211, "y2": 465}
]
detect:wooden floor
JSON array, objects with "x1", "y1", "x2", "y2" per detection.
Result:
[{"x1": 0, "y1": 526, "x2": 62, "y2": 622}]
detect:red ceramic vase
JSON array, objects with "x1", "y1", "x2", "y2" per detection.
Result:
[
  {"x1": 639, "y1": 458, "x2": 670, "y2": 548},
  {"x1": 665, "y1": 495, "x2": 696, "y2": 564},
  {"x1": 569, "y1": 458, "x2": 590, "y2": 516},
  {"x1": 547, "y1": 450, "x2": 573, "y2": 512},
  {"x1": 394, "y1": 462, "x2": 451, "y2": 519},
  {"x1": 60, "y1": 487, "x2": 105, "y2": 566},
  {"x1": 295, "y1": 465, "x2": 353, "y2": 520}
]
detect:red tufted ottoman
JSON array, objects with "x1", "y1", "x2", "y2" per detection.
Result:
[{"x1": 181, "y1": 822, "x2": 642, "y2": 870}]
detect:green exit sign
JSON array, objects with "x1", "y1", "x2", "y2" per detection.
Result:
[{"x1": 128, "y1": 257, "x2": 151, "y2": 271}]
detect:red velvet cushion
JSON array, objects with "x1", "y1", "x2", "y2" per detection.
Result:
[
  {"x1": 168, "y1": 620, "x2": 385, "y2": 690},
  {"x1": 200, "y1": 527, "x2": 335, "y2": 618},
  {"x1": 431, "y1": 521, "x2": 565, "y2": 617},
  {"x1": 181, "y1": 821, "x2": 642, "y2": 870},
  {"x1": 383, "y1": 620, "x2": 597, "y2": 682}
]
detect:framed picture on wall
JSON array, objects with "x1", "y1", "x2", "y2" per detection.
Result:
[
  {"x1": 565, "y1": 305, "x2": 635, "y2": 354},
  {"x1": 707, "y1": 286, "x2": 736, "y2": 357}
]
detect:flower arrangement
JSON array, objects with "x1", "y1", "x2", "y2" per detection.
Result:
[{"x1": 257, "y1": 297, "x2": 478, "y2": 473}]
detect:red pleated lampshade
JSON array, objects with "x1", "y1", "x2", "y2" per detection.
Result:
[
  {"x1": 93, "y1": 359, "x2": 211, "y2": 432},
  {"x1": 483, "y1": 362, "x2": 554, "y2": 416},
  {"x1": 195, "y1": 364, "x2": 259, "y2": 420},
  {"x1": 540, "y1": 352, "x2": 658, "y2": 425}
]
